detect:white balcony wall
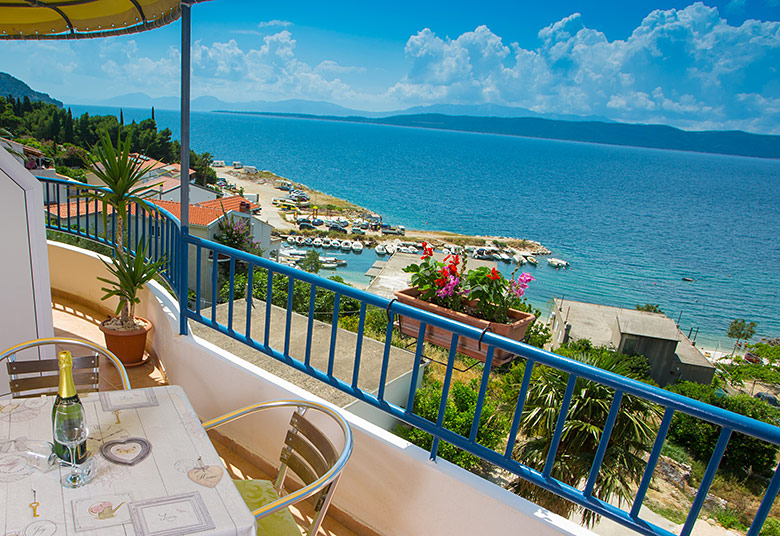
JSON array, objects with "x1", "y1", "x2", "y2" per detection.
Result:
[
  {"x1": 47, "y1": 241, "x2": 593, "y2": 536},
  {"x1": 0, "y1": 150, "x2": 54, "y2": 395}
]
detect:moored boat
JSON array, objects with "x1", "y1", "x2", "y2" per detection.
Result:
[
  {"x1": 375, "y1": 244, "x2": 386, "y2": 255},
  {"x1": 352, "y1": 241, "x2": 364, "y2": 252},
  {"x1": 547, "y1": 258, "x2": 569, "y2": 268},
  {"x1": 286, "y1": 236, "x2": 295, "y2": 245},
  {"x1": 385, "y1": 245, "x2": 396, "y2": 255},
  {"x1": 341, "y1": 241, "x2": 352, "y2": 251},
  {"x1": 331, "y1": 239, "x2": 341, "y2": 249},
  {"x1": 526, "y1": 256, "x2": 538, "y2": 265},
  {"x1": 313, "y1": 238, "x2": 323, "y2": 247}
]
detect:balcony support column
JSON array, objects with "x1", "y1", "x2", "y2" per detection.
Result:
[{"x1": 178, "y1": 1, "x2": 192, "y2": 336}]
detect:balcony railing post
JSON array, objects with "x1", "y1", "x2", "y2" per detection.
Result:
[{"x1": 178, "y1": 0, "x2": 191, "y2": 336}]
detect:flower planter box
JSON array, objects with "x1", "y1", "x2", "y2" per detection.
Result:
[{"x1": 393, "y1": 287, "x2": 535, "y2": 366}]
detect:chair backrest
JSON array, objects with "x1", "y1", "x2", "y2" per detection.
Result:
[
  {"x1": 0, "y1": 337, "x2": 131, "y2": 398},
  {"x1": 276, "y1": 408, "x2": 340, "y2": 512},
  {"x1": 7, "y1": 354, "x2": 99, "y2": 398},
  {"x1": 202, "y1": 400, "x2": 353, "y2": 536}
]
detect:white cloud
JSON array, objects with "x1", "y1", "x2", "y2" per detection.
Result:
[
  {"x1": 258, "y1": 20, "x2": 292, "y2": 28},
  {"x1": 388, "y1": 4, "x2": 780, "y2": 132}
]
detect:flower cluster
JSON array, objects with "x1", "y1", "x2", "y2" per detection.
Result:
[{"x1": 403, "y1": 243, "x2": 535, "y2": 324}]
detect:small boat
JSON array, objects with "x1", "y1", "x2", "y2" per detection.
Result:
[
  {"x1": 295, "y1": 236, "x2": 305, "y2": 244},
  {"x1": 335, "y1": 259, "x2": 347, "y2": 266},
  {"x1": 341, "y1": 241, "x2": 352, "y2": 251},
  {"x1": 313, "y1": 238, "x2": 322, "y2": 247},
  {"x1": 442, "y1": 248, "x2": 450, "y2": 256},
  {"x1": 322, "y1": 238, "x2": 331, "y2": 247},
  {"x1": 407, "y1": 246, "x2": 418, "y2": 254},
  {"x1": 547, "y1": 258, "x2": 569, "y2": 269},
  {"x1": 499, "y1": 253, "x2": 512, "y2": 262},
  {"x1": 398, "y1": 246, "x2": 411, "y2": 253},
  {"x1": 375, "y1": 244, "x2": 386, "y2": 255},
  {"x1": 331, "y1": 239, "x2": 341, "y2": 249},
  {"x1": 283, "y1": 248, "x2": 307, "y2": 257},
  {"x1": 513, "y1": 254, "x2": 526, "y2": 265},
  {"x1": 286, "y1": 236, "x2": 295, "y2": 245},
  {"x1": 385, "y1": 245, "x2": 396, "y2": 255},
  {"x1": 320, "y1": 256, "x2": 336, "y2": 263},
  {"x1": 351, "y1": 241, "x2": 364, "y2": 252},
  {"x1": 322, "y1": 261, "x2": 338, "y2": 269},
  {"x1": 304, "y1": 238, "x2": 313, "y2": 246},
  {"x1": 526, "y1": 256, "x2": 538, "y2": 266},
  {"x1": 682, "y1": 277, "x2": 695, "y2": 282}
]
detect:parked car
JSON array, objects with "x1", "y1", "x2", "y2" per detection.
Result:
[
  {"x1": 351, "y1": 228, "x2": 366, "y2": 235},
  {"x1": 299, "y1": 222, "x2": 316, "y2": 230},
  {"x1": 328, "y1": 223, "x2": 347, "y2": 233},
  {"x1": 311, "y1": 218, "x2": 324, "y2": 226},
  {"x1": 755, "y1": 392, "x2": 780, "y2": 407}
]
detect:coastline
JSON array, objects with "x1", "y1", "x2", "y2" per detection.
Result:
[{"x1": 215, "y1": 167, "x2": 552, "y2": 254}]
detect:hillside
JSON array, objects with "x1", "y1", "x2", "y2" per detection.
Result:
[{"x1": 0, "y1": 72, "x2": 62, "y2": 107}]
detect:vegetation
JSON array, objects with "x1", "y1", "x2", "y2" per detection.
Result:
[
  {"x1": 499, "y1": 353, "x2": 661, "y2": 526},
  {"x1": 667, "y1": 381, "x2": 780, "y2": 477},
  {"x1": 555, "y1": 339, "x2": 653, "y2": 382},
  {"x1": 394, "y1": 379, "x2": 508, "y2": 469},
  {"x1": 636, "y1": 303, "x2": 663, "y2": 313},
  {"x1": 728, "y1": 318, "x2": 758, "y2": 355},
  {"x1": 0, "y1": 95, "x2": 214, "y2": 184},
  {"x1": 298, "y1": 250, "x2": 322, "y2": 274}
]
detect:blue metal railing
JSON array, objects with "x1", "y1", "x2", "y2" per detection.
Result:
[
  {"x1": 40, "y1": 177, "x2": 780, "y2": 536},
  {"x1": 41, "y1": 177, "x2": 181, "y2": 294}
]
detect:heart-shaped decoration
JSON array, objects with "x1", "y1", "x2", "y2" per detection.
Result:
[
  {"x1": 100, "y1": 438, "x2": 151, "y2": 466},
  {"x1": 188, "y1": 464, "x2": 224, "y2": 488}
]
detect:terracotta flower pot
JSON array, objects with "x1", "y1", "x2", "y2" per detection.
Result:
[
  {"x1": 393, "y1": 287, "x2": 535, "y2": 366},
  {"x1": 99, "y1": 317, "x2": 151, "y2": 367}
]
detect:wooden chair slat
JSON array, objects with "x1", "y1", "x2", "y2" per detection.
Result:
[
  {"x1": 279, "y1": 449, "x2": 318, "y2": 487},
  {"x1": 7, "y1": 356, "x2": 97, "y2": 374},
  {"x1": 284, "y1": 430, "x2": 329, "y2": 478},
  {"x1": 290, "y1": 412, "x2": 338, "y2": 465},
  {"x1": 9, "y1": 372, "x2": 98, "y2": 396}
]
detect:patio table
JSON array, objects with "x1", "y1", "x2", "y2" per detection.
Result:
[{"x1": 0, "y1": 385, "x2": 256, "y2": 536}]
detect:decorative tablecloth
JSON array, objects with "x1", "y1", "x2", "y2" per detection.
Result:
[{"x1": 0, "y1": 385, "x2": 256, "y2": 536}]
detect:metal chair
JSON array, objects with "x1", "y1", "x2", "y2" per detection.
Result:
[
  {"x1": 203, "y1": 400, "x2": 353, "y2": 536},
  {"x1": 0, "y1": 337, "x2": 131, "y2": 398}
]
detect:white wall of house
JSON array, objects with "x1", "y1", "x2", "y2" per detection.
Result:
[{"x1": 0, "y1": 148, "x2": 54, "y2": 396}]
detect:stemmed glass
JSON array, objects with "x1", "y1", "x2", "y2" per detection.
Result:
[{"x1": 53, "y1": 405, "x2": 89, "y2": 488}]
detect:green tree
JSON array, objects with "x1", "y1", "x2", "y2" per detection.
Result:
[
  {"x1": 635, "y1": 303, "x2": 663, "y2": 313},
  {"x1": 728, "y1": 319, "x2": 758, "y2": 355},
  {"x1": 668, "y1": 381, "x2": 780, "y2": 476},
  {"x1": 298, "y1": 249, "x2": 322, "y2": 274},
  {"x1": 501, "y1": 354, "x2": 661, "y2": 526}
]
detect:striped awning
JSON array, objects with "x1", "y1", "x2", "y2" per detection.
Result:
[{"x1": 0, "y1": 0, "x2": 186, "y2": 40}]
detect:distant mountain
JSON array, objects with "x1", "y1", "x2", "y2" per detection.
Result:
[
  {"x1": 0, "y1": 72, "x2": 62, "y2": 107},
  {"x1": 229, "y1": 111, "x2": 780, "y2": 160},
  {"x1": 95, "y1": 93, "x2": 612, "y2": 122}
]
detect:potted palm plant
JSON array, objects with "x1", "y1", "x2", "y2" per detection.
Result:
[
  {"x1": 98, "y1": 242, "x2": 165, "y2": 365},
  {"x1": 76, "y1": 131, "x2": 163, "y2": 365},
  {"x1": 395, "y1": 243, "x2": 536, "y2": 366}
]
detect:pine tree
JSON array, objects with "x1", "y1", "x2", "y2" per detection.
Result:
[
  {"x1": 120, "y1": 108, "x2": 124, "y2": 125},
  {"x1": 151, "y1": 106, "x2": 155, "y2": 120},
  {"x1": 64, "y1": 108, "x2": 74, "y2": 143}
]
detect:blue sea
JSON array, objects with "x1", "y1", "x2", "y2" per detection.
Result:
[{"x1": 70, "y1": 105, "x2": 780, "y2": 348}]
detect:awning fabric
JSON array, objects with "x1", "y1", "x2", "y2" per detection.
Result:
[{"x1": 0, "y1": 0, "x2": 182, "y2": 40}]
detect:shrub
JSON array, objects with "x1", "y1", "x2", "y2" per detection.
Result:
[
  {"x1": 668, "y1": 381, "x2": 780, "y2": 476},
  {"x1": 395, "y1": 379, "x2": 508, "y2": 469},
  {"x1": 761, "y1": 518, "x2": 780, "y2": 536}
]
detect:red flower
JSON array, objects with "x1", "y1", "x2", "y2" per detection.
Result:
[{"x1": 488, "y1": 267, "x2": 501, "y2": 280}]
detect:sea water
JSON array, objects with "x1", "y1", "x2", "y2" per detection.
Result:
[{"x1": 69, "y1": 105, "x2": 780, "y2": 348}]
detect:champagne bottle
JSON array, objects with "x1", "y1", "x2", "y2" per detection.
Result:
[{"x1": 52, "y1": 351, "x2": 87, "y2": 464}]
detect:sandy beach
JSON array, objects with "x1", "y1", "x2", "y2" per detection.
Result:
[{"x1": 213, "y1": 167, "x2": 552, "y2": 253}]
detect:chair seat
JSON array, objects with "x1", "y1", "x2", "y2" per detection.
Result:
[{"x1": 234, "y1": 479, "x2": 300, "y2": 536}]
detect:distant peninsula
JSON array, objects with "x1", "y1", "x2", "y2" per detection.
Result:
[{"x1": 218, "y1": 110, "x2": 780, "y2": 160}]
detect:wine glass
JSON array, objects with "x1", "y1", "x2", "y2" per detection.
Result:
[{"x1": 53, "y1": 405, "x2": 89, "y2": 488}]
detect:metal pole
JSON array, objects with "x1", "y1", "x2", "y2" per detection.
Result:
[{"x1": 178, "y1": 1, "x2": 191, "y2": 336}]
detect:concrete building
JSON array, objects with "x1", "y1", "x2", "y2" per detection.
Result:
[{"x1": 550, "y1": 299, "x2": 714, "y2": 386}]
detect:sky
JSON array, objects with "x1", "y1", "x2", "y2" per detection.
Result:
[{"x1": 2, "y1": 0, "x2": 780, "y2": 133}]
